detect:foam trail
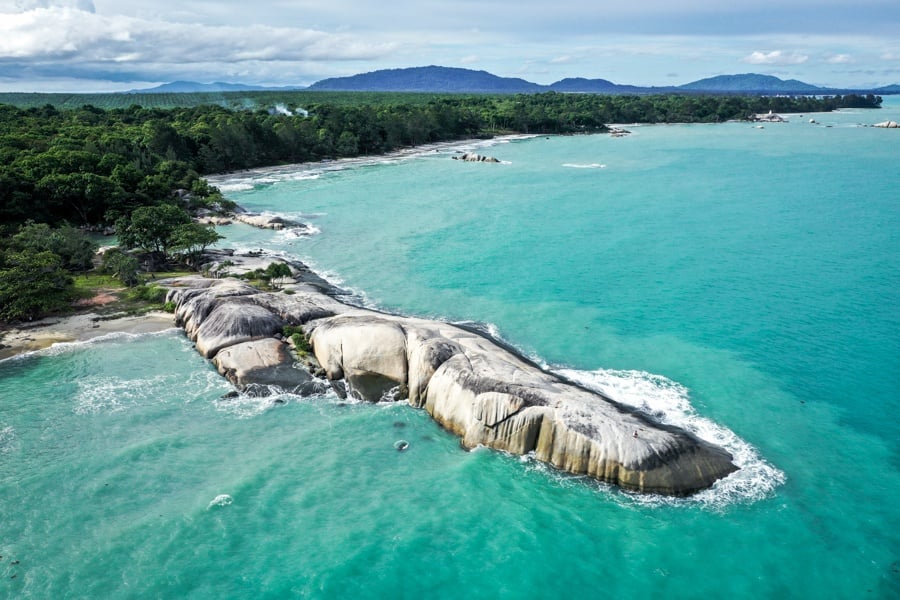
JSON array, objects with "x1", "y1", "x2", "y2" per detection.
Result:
[
  {"x1": 555, "y1": 367, "x2": 785, "y2": 507},
  {"x1": 0, "y1": 425, "x2": 16, "y2": 454},
  {"x1": 562, "y1": 163, "x2": 607, "y2": 169},
  {"x1": 217, "y1": 181, "x2": 255, "y2": 193}
]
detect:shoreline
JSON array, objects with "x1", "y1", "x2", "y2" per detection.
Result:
[
  {"x1": 0, "y1": 311, "x2": 175, "y2": 361},
  {"x1": 205, "y1": 133, "x2": 539, "y2": 188}
]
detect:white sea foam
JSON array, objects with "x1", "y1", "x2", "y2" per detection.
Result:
[
  {"x1": 73, "y1": 373, "x2": 174, "y2": 414},
  {"x1": 184, "y1": 369, "x2": 235, "y2": 399},
  {"x1": 287, "y1": 173, "x2": 322, "y2": 182},
  {"x1": 211, "y1": 389, "x2": 297, "y2": 418},
  {"x1": 273, "y1": 222, "x2": 321, "y2": 241},
  {"x1": 216, "y1": 181, "x2": 255, "y2": 193},
  {"x1": 206, "y1": 135, "x2": 537, "y2": 193},
  {"x1": 0, "y1": 425, "x2": 17, "y2": 454},
  {"x1": 39, "y1": 329, "x2": 180, "y2": 359},
  {"x1": 207, "y1": 494, "x2": 233, "y2": 509},
  {"x1": 562, "y1": 163, "x2": 607, "y2": 169},
  {"x1": 554, "y1": 367, "x2": 786, "y2": 508}
]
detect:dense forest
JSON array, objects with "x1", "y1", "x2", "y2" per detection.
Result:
[
  {"x1": 0, "y1": 92, "x2": 881, "y2": 227},
  {"x1": 0, "y1": 91, "x2": 883, "y2": 322}
]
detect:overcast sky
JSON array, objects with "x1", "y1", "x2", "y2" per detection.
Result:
[{"x1": 1, "y1": 0, "x2": 898, "y2": 92}]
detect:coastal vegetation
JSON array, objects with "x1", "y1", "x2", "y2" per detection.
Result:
[{"x1": 0, "y1": 91, "x2": 883, "y2": 323}]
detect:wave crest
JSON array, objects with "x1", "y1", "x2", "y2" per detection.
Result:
[
  {"x1": 555, "y1": 367, "x2": 785, "y2": 508},
  {"x1": 562, "y1": 163, "x2": 606, "y2": 169},
  {"x1": 207, "y1": 494, "x2": 233, "y2": 509}
]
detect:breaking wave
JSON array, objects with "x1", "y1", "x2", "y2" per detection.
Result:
[
  {"x1": 554, "y1": 367, "x2": 786, "y2": 508},
  {"x1": 207, "y1": 494, "x2": 233, "y2": 509}
]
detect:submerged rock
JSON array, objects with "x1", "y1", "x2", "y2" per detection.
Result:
[{"x1": 163, "y1": 275, "x2": 738, "y2": 495}]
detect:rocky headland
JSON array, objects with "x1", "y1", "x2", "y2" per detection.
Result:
[{"x1": 160, "y1": 254, "x2": 738, "y2": 496}]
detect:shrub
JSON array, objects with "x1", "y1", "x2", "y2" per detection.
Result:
[
  {"x1": 126, "y1": 284, "x2": 167, "y2": 303},
  {"x1": 283, "y1": 325, "x2": 312, "y2": 357}
]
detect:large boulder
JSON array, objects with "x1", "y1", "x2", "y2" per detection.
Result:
[
  {"x1": 232, "y1": 212, "x2": 308, "y2": 230},
  {"x1": 194, "y1": 301, "x2": 285, "y2": 358},
  {"x1": 311, "y1": 315, "x2": 409, "y2": 401},
  {"x1": 214, "y1": 337, "x2": 325, "y2": 396}
]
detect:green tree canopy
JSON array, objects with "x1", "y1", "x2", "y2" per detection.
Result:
[
  {"x1": 116, "y1": 204, "x2": 191, "y2": 257},
  {"x1": 0, "y1": 249, "x2": 74, "y2": 322},
  {"x1": 265, "y1": 262, "x2": 293, "y2": 289},
  {"x1": 11, "y1": 222, "x2": 98, "y2": 272},
  {"x1": 171, "y1": 222, "x2": 223, "y2": 267}
]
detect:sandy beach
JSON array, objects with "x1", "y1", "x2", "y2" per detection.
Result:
[{"x1": 0, "y1": 311, "x2": 176, "y2": 360}]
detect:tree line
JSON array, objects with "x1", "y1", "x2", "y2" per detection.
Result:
[
  {"x1": 0, "y1": 92, "x2": 881, "y2": 228},
  {"x1": 0, "y1": 92, "x2": 882, "y2": 322}
]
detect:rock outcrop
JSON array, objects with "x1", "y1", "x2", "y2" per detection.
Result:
[
  {"x1": 163, "y1": 275, "x2": 738, "y2": 496},
  {"x1": 214, "y1": 338, "x2": 325, "y2": 395},
  {"x1": 750, "y1": 111, "x2": 787, "y2": 123},
  {"x1": 452, "y1": 152, "x2": 501, "y2": 163},
  {"x1": 232, "y1": 212, "x2": 307, "y2": 230}
]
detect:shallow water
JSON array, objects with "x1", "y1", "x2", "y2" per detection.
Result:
[{"x1": 2, "y1": 101, "x2": 898, "y2": 598}]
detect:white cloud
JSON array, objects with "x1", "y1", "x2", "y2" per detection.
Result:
[
  {"x1": 825, "y1": 54, "x2": 852, "y2": 64},
  {"x1": 0, "y1": 5, "x2": 397, "y2": 64},
  {"x1": 6, "y1": 0, "x2": 94, "y2": 10},
  {"x1": 743, "y1": 50, "x2": 808, "y2": 65},
  {"x1": 0, "y1": 2, "x2": 897, "y2": 90}
]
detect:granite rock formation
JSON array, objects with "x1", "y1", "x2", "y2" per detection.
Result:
[{"x1": 163, "y1": 274, "x2": 738, "y2": 495}]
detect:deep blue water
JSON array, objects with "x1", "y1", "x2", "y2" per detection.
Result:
[{"x1": 2, "y1": 101, "x2": 898, "y2": 598}]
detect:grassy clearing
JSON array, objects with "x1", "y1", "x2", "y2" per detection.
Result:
[{"x1": 70, "y1": 270, "x2": 195, "y2": 318}]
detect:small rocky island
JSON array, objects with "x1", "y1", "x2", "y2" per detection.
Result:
[
  {"x1": 161, "y1": 254, "x2": 738, "y2": 496},
  {"x1": 452, "y1": 152, "x2": 501, "y2": 163}
]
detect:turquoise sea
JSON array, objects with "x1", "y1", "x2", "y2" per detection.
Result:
[{"x1": 2, "y1": 100, "x2": 899, "y2": 598}]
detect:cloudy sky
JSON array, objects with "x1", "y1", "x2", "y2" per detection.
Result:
[{"x1": 1, "y1": 0, "x2": 898, "y2": 92}]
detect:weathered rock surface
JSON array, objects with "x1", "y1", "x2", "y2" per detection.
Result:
[
  {"x1": 162, "y1": 275, "x2": 738, "y2": 496},
  {"x1": 232, "y1": 212, "x2": 307, "y2": 230},
  {"x1": 214, "y1": 338, "x2": 326, "y2": 396}
]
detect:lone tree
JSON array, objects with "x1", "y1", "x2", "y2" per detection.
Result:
[
  {"x1": 115, "y1": 204, "x2": 191, "y2": 264},
  {"x1": 265, "y1": 262, "x2": 292, "y2": 289},
  {"x1": 101, "y1": 248, "x2": 141, "y2": 287},
  {"x1": 171, "y1": 222, "x2": 223, "y2": 268}
]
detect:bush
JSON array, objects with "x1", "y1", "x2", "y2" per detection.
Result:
[
  {"x1": 126, "y1": 284, "x2": 167, "y2": 303},
  {"x1": 283, "y1": 325, "x2": 312, "y2": 357},
  {"x1": 101, "y1": 248, "x2": 140, "y2": 286}
]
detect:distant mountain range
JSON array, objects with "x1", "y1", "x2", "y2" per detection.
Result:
[
  {"x1": 129, "y1": 81, "x2": 306, "y2": 93},
  {"x1": 134, "y1": 67, "x2": 898, "y2": 96}
]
